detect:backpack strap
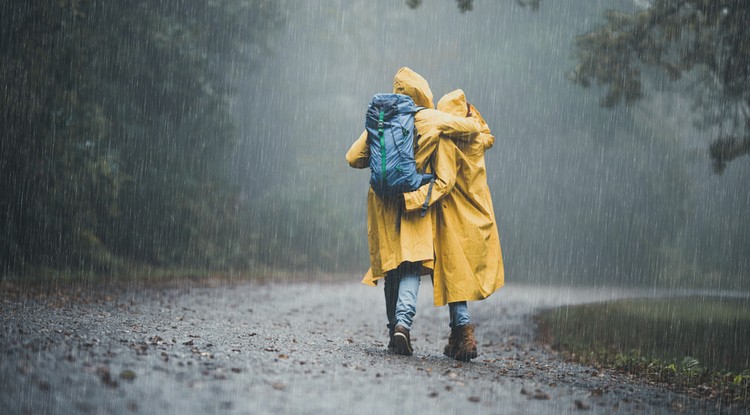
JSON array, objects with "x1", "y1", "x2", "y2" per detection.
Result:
[
  {"x1": 396, "y1": 199, "x2": 403, "y2": 233},
  {"x1": 420, "y1": 179, "x2": 435, "y2": 218},
  {"x1": 420, "y1": 140, "x2": 439, "y2": 218}
]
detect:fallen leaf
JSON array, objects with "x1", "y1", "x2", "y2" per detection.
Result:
[
  {"x1": 96, "y1": 366, "x2": 118, "y2": 388},
  {"x1": 119, "y1": 370, "x2": 136, "y2": 381},
  {"x1": 574, "y1": 399, "x2": 591, "y2": 410},
  {"x1": 532, "y1": 389, "x2": 550, "y2": 400}
]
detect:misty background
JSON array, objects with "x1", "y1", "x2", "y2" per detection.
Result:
[
  {"x1": 3, "y1": 0, "x2": 748, "y2": 290},
  {"x1": 236, "y1": 0, "x2": 748, "y2": 289}
]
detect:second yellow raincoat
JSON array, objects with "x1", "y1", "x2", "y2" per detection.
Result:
[
  {"x1": 403, "y1": 89, "x2": 505, "y2": 306},
  {"x1": 346, "y1": 68, "x2": 484, "y2": 284}
]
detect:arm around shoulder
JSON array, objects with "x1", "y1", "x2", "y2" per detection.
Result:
[
  {"x1": 435, "y1": 111, "x2": 483, "y2": 141},
  {"x1": 346, "y1": 130, "x2": 369, "y2": 169}
]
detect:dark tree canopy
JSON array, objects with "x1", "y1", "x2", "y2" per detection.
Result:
[
  {"x1": 0, "y1": 0, "x2": 281, "y2": 273},
  {"x1": 418, "y1": 0, "x2": 747, "y2": 172},
  {"x1": 406, "y1": 0, "x2": 539, "y2": 13},
  {"x1": 406, "y1": 0, "x2": 474, "y2": 13},
  {"x1": 570, "y1": 0, "x2": 750, "y2": 173}
]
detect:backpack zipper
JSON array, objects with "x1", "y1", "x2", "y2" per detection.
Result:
[{"x1": 378, "y1": 110, "x2": 386, "y2": 185}]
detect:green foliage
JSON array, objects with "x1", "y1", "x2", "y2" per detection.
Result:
[
  {"x1": 571, "y1": 0, "x2": 750, "y2": 172},
  {"x1": 406, "y1": 0, "x2": 539, "y2": 13},
  {"x1": 244, "y1": 185, "x2": 366, "y2": 273},
  {"x1": 0, "y1": 1, "x2": 281, "y2": 274},
  {"x1": 537, "y1": 297, "x2": 750, "y2": 404},
  {"x1": 406, "y1": 0, "x2": 473, "y2": 13}
]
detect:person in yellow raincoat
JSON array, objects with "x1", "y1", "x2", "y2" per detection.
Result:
[
  {"x1": 403, "y1": 89, "x2": 505, "y2": 361},
  {"x1": 346, "y1": 68, "x2": 484, "y2": 356}
]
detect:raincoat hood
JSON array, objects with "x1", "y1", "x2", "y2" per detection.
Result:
[
  {"x1": 436, "y1": 89, "x2": 469, "y2": 117},
  {"x1": 438, "y1": 89, "x2": 494, "y2": 150},
  {"x1": 393, "y1": 67, "x2": 434, "y2": 109}
]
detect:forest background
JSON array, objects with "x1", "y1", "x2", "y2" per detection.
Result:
[{"x1": 2, "y1": 0, "x2": 748, "y2": 290}]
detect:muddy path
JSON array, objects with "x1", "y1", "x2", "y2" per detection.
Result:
[{"x1": 0, "y1": 281, "x2": 743, "y2": 414}]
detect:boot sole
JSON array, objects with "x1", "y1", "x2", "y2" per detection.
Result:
[
  {"x1": 454, "y1": 350, "x2": 478, "y2": 362},
  {"x1": 392, "y1": 332, "x2": 413, "y2": 356},
  {"x1": 443, "y1": 345, "x2": 456, "y2": 358}
]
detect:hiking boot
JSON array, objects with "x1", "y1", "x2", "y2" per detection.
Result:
[
  {"x1": 392, "y1": 325, "x2": 413, "y2": 356},
  {"x1": 451, "y1": 324, "x2": 477, "y2": 362},
  {"x1": 443, "y1": 327, "x2": 460, "y2": 358}
]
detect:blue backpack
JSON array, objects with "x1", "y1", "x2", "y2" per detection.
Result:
[{"x1": 365, "y1": 93, "x2": 435, "y2": 205}]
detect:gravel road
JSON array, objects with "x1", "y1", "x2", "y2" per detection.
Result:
[{"x1": 0, "y1": 280, "x2": 744, "y2": 414}]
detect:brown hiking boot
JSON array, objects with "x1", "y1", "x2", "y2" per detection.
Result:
[
  {"x1": 451, "y1": 324, "x2": 478, "y2": 362},
  {"x1": 443, "y1": 327, "x2": 460, "y2": 358},
  {"x1": 392, "y1": 325, "x2": 413, "y2": 356}
]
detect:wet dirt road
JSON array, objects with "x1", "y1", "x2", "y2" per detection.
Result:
[{"x1": 0, "y1": 280, "x2": 743, "y2": 414}]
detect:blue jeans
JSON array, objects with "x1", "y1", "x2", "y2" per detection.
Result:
[
  {"x1": 449, "y1": 301, "x2": 470, "y2": 327},
  {"x1": 384, "y1": 262, "x2": 421, "y2": 332}
]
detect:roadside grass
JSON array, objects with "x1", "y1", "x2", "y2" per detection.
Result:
[{"x1": 536, "y1": 297, "x2": 750, "y2": 405}]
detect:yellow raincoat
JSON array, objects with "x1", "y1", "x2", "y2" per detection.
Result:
[
  {"x1": 346, "y1": 68, "x2": 484, "y2": 284},
  {"x1": 403, "y1": 89, "x2": 504, "y2": 306}
]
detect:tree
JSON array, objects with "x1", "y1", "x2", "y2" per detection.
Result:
[
  {"x1": 417, "y1": 1, "x2": 747, "y2": 172},
  {"x1": 0, "y1": 1, "x2": 281, "y2": 274},
  {"x1": 406, "y1": 0, "x2": 539, "y2": 13},
  {"x1": 570, "y1": 0, "x2": 750, "y2": 173}
]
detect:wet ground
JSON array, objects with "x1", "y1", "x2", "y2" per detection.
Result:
[{"x1": 0, "y1": 280, "x2": 744, "y2": 414}]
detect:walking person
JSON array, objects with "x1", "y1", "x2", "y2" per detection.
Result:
[{"x1": 403, "y1": 89, "x2": 505, "y2": 361}]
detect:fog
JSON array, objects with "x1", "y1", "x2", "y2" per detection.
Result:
[{"x1": 231, "y1": 0, "x2": 749, "y2": 289}]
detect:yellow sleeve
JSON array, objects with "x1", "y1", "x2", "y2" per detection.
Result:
[
  {"x1": 434, "y1": 111, "x2": 483, "y2": 141},
  {"x1": 346, "y1": 130, "x2": 369, "y2": 169},
  {"x1": 476, "y1": 132, "x2": 495, "y2": 152},
  {"x1": 403, "y1": 139, "x2": 458, "y2": 212},
  {"x1": 470, "y1": 105, "x2": 492, "y2": 134}
]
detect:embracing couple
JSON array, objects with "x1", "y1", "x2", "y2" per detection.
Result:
[{"x1": 346, "y1": 67, "x2": 505, "y2": 361}]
